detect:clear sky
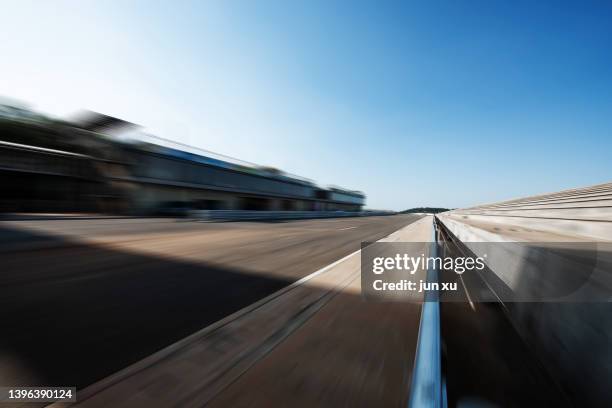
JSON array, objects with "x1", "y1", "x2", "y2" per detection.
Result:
[{"x1": 1, "y1": 0, "x2": 611, "y2": 210}]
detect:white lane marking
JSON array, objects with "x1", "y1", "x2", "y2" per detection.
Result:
[
  {"x1": 338, "y1": 226, "x2": 357, "y2": 230},
  {"x1": 52, "y1": 248, "x2": 365, "y2": 407}
]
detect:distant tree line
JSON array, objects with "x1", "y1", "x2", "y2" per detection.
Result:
[{"x1": 400, "y1": 207, "x2": 450, "y2": 214}]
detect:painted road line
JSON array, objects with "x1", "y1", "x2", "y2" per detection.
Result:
[{"x1": 48, "y1": 247, "x2": 364, "y2": 407}]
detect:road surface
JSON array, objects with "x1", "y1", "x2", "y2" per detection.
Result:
[{"x1": 0, "y1": 215, "x2": 421, "y2": 390}]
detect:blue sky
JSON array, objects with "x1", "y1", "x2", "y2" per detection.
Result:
[{"x1": 1, "y1": 0, "x2": 611, "y2": 210}]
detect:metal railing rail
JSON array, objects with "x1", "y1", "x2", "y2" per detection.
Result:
[{"x1": 409, "y1": 218, "x2": 446, "y2": 408}]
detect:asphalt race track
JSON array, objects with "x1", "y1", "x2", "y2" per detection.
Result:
[{"x1": 0, "y1": 215, "x2": 421, "y2": 390}]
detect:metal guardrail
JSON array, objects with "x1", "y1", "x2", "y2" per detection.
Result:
[
  {"x1": 409, "y1": 218, "x2": 445, "y2": 408},
  {"x1": 190, "y1": 210, "x2": 393, "y2": 221}
]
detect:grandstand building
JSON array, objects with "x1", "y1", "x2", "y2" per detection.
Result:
[{"x1": 0, "y1": 108, "x2": 365, "y2": 214}]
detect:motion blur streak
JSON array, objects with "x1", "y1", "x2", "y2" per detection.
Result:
[
  {"x1": 0, "y1": 214, "x2": 419, "y2": 391},
  {"x1": 0, "y1": 103, "x2": 367, "y2": 216}
]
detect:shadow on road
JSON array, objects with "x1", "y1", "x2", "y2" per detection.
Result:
[{"x1": 0, "y1": 225, "x2": 292, "y2": 389}]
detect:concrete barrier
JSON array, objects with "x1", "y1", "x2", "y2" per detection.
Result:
[
  {"x1": 442, "y1": 181, "x2": 612, "y2": 241},
  {"x1": 437, "y1": 181, "x2": 612, "y2": 407}
]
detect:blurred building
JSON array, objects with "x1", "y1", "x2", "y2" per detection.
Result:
[{"x1": 0, "y1": 106, "x2": 365, "y2": 214}]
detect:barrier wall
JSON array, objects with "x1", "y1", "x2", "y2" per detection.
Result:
[{"x1": 437, "y1": 181, "x2": 612, "y2": 406}]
